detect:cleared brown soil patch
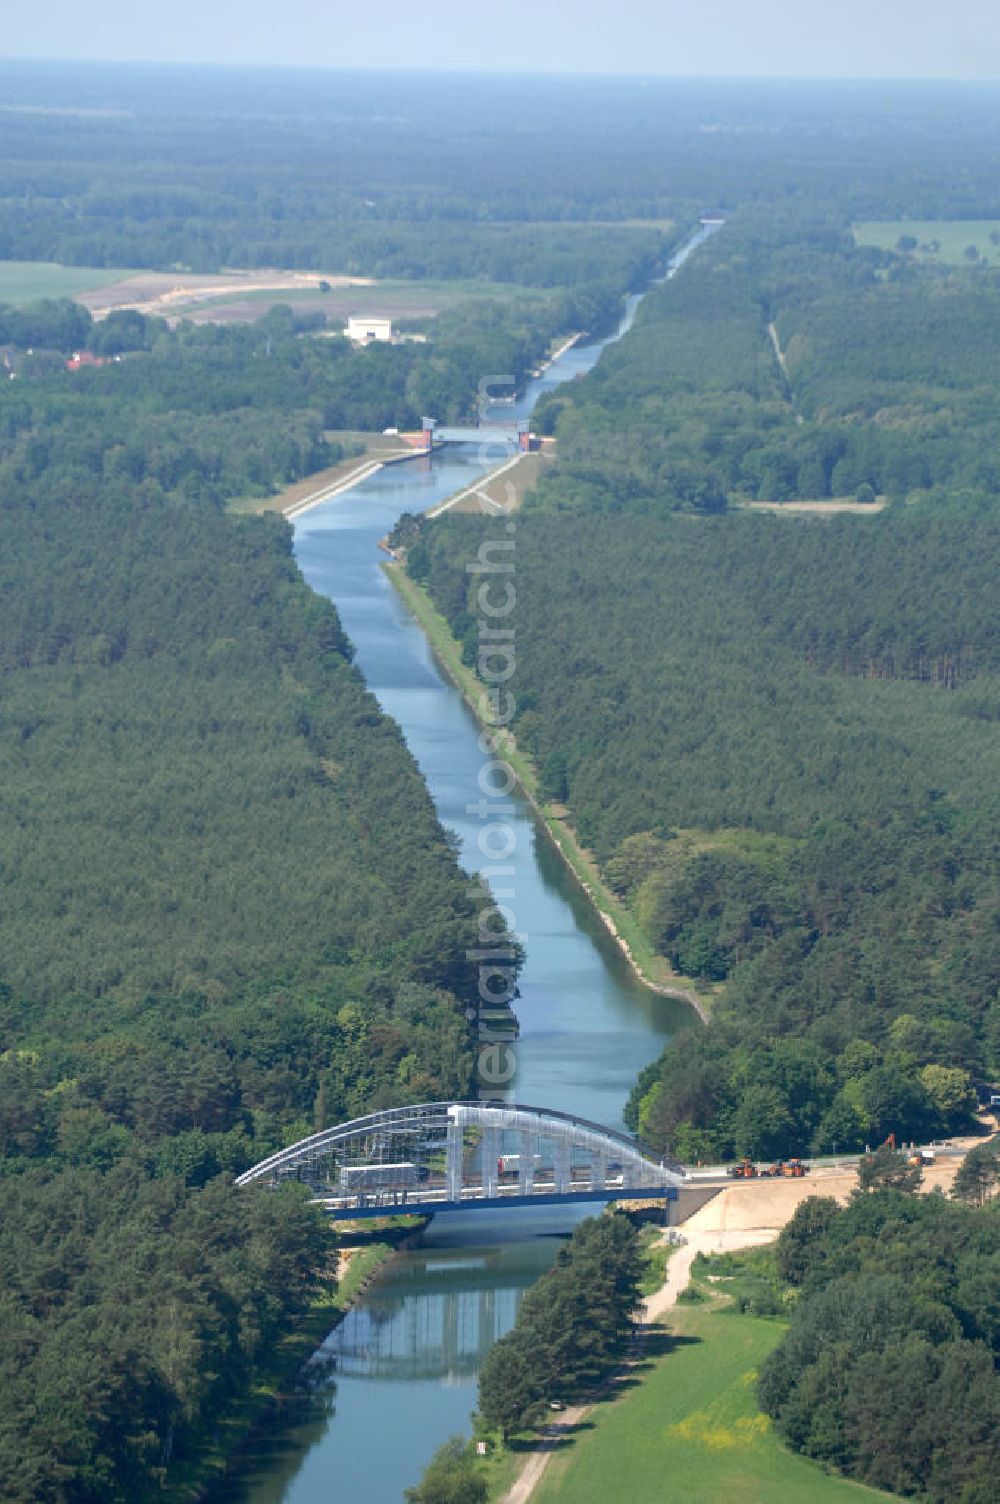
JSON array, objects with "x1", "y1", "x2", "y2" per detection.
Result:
[{"x1": 79, "y1": 269, "x2": 373, "y2": 321}]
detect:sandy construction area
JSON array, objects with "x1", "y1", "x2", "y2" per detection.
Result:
[
  {"x1": 679, "y1": 1145, "x2": 971, "y2": 1242},
  {"x1": 644, "y1": 1149, "x2": 968, "y2": 1320},
  {"x1": 78, "y1": 269, "x2": 373, "y2": 322}
]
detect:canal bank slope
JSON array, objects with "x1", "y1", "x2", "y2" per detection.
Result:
[{"x1": 386, "y1": 561, "x2": 712, "y2": 1025}]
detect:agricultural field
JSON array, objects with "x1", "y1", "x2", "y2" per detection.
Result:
[
  {"x1": 0, "y1": 260, "x2": 137, "y2": 305},
  {"x1": 162, "y1": 275, "x2": 555, "y2": 325},
  {"x1": 532, "y1": 1306, "x2": 892, "y2": 1504},
  {"x1": 0, "y1": 257, "x2": 555, "y2": 328},
  {"x1": 853, "y1": 219, "x2": 1000, "y2": 263}
]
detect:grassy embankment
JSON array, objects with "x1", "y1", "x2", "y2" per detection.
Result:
[
  {"x1": 228, "y1": 430, "x2": 420, "y2": 516},
  {"x1": 162, "y1": 1219, "x2": 422, "y2": 1502},
  {"x1": 427, "y1": 449, "x2": 555, "y2": 518},
  {"x1": 530, "y1": 1301, "x2": 892, "y2": 1504},
  {"x1": 385, "y1": 562, "x2": 712, "y2": 1021},
  {"x1": 853, "y1": 219, "x2": 1000, "y2": 264},
  {"x1": 522, "y1": 1248, "x2": 891, "y2": 1504}
]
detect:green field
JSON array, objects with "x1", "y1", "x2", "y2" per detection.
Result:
[
  {"x1": 0, "y1": 260, "x2": 137, "y2": 305},
  {"x1": 853, "y1": 220, "x2": 1000, "y2": 265},
  {"x1": 532, "y1": 1308, "x2": 891, "y2": 1504}
]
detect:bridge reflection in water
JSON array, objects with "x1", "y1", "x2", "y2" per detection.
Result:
[
  {"x1": 236, "y1": 1101, "x2": 687, "y2": 1220},
  {"x1": 325, "y1": 1249, "x2": 529, "y2": 1382}
]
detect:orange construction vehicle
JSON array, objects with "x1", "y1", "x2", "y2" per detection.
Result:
[
  {"x1": 907, "y1": 1147, "x2": 935, "y2": 1167},
  {"x1": 728, "y1": 1158, "x2": 758, "y2": 1179},
  {"x1": 761, "y1": 1157, "x2": 809, "y2": 1178}
]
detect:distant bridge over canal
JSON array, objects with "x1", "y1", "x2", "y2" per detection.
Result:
[
  {"x1": 421, "y1": 416, "x2": 530, "y2": 451},
  {"x1": 236, "y1": 1101, "x2": 686, "y2": 1220}
]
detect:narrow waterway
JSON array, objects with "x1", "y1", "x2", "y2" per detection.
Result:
[{"x1": 213, "y1": 224, "x2": 716, "y2": 1504}]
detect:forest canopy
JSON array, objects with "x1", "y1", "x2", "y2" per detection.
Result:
[
  {"x1": 0, "y1": 296, "x2": 513, "y2": 1499},
  {"x1": 530, "y1": 218, "x2": 1000, "y2": 513},
  {"x1": 411, "y1": 498, "x2": 1000, "y2": 1162},
  {"x1": 761, "y1": 1188, "x2": 1000, "y2": 1502},
  {"x1": 5, "y1": 58, "x2": 1000, "y2": 1502}
]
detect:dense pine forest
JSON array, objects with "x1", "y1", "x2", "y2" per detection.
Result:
[
  {"x1": 411, "y1": 158, "x2": 1000, "y2": 1183},
  {"x1": 0, "y1": 438, "x2": 502, "y2": 1495},
  {"x1": 0, "y1": 67, "x2": 691, "y2": 1501},
  {"x1": 412, "y1": 497, "x2": 1000, "y2": 1162},
  {"x1": 411, "y1": 194, "x2": 1000, "y2": 1168},
  {"x1": 0, "y1": 496, "x2": 507, "y2": 1494},
  {"x1": 531, "y1": 217, "x2": 1000, "y2": 511}
]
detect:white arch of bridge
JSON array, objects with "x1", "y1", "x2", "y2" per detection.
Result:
[{"x1": 235, "y1": 1101, "x2": 687, "y2": 1217}]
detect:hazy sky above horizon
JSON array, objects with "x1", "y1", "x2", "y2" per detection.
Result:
[{"x1": 4, "y1": 0, "x2": 1000, "y2": 79}]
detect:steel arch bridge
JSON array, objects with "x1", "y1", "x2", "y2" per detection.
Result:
[{"x1": 235, "y1": 1101, "x2": 687, "y2": 1220}]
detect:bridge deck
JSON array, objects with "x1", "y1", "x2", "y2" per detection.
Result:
[
  {"x1": 434, "y1": 426, "x2": 521, "y2": 446},
  {"x1": 315, "y1": 1185, "x2": 679, "y2": 1220}
]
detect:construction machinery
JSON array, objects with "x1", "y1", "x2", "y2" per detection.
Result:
[
  {"x1": 728, "y1": 1158, "x2": 758, "y2": 1179},
  {"x1": 758, "y1": 1157, "x2": 809, "y2": 1178}
]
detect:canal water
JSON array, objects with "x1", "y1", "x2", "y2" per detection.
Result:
[{"x1": 213, "y1": 225, "x2": 715, "y2": 1503}]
